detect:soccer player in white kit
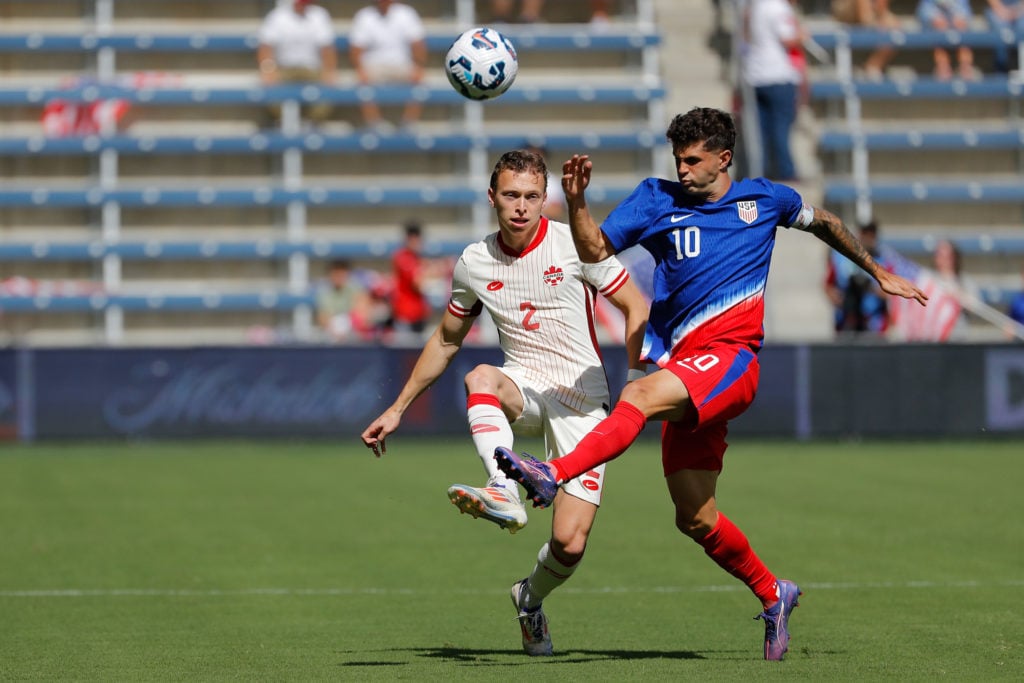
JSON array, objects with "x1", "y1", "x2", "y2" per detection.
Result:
[{"x1": 361, "y1": 149, "x2": 648, "y2": 655}]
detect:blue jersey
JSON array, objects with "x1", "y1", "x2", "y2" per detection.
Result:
[{"x1": 601, "y1": 176, "x2": 805, "y2": 365}]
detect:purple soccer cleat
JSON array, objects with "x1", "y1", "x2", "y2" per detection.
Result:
[
  {"x1": 493, "y1": 447, "x2": 559, "y2": 508},
  {"x1": 755, "y1": 579, "x2": 802, "y2": 661}
]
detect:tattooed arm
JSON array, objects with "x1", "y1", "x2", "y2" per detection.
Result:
[{"x1": 800, "y1": 206, "x2": 929, "y2": 306}]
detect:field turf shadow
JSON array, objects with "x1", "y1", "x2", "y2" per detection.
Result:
[{"x1": 408, "y1": 646, "x2": 705, "y2": 663}]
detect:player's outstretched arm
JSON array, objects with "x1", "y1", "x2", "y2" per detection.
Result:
[
  {"x1": 562, "y1": 154, "x2": 615, "y2": 263},
  {"x1": 605, "y1": 275, "x2": 649, "y2": 377},
  {"x1": 801, "y1": 205, "x2": 928, "y2": 306},
  {"x1": 360, "y1": 311, "x2": 473, "y2": 456}
]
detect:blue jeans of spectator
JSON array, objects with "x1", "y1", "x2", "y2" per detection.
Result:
[
  {"x1": 986, "y1": 1, "x2": 1023, "y2": 72},
  {"x1": 754, "y1": 82, "x2": 797, "y2": 180}
]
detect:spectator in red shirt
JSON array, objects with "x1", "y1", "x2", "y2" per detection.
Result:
[{"x1": 391, "y1": 221, "x2": 431, "y2": 342}]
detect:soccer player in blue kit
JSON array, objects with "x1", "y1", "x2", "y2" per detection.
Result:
[{"x1": 496, "y1": 107, "x2": 929, "y2": 661}]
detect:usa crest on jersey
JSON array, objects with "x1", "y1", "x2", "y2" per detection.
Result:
[{"x1": 737, "y1": 200, "x2": 758, "y2": 224}]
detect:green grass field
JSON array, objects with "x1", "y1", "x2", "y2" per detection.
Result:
[{"x1": 1, "y1": 438, "x2": 1022, "y2": 681}]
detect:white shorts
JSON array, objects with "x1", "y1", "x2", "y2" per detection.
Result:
[
  {"x1": 363, "y1": 62, "x2": 416, "y2": 84},
  {"x1": 498, "y1": 367, "x2": 609, "y2": 506}
]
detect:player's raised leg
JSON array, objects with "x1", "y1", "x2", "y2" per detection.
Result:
[
  {"x1": 447, "y1": 479, "x2": 526, "y2": 533},
  {"x1": 447, "y1": 368, "x2": 528, "y2": 532},
  {"x1": 494, "y1": 446, "x2": 559, "y2": 507},
  {"x1": 495, "y1": 398, "x2": 647, "y2": 506}
]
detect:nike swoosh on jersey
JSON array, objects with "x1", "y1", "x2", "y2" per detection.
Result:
[{"x1": 670, "y1": 214, "x2": 694, "y2": 223}]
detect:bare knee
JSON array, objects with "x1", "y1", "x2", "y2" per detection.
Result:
[
  {"x1": 550, "y1": 531, "x2": 588, "y2": 564},
  {"x1": 618, "y1": 380, "x2": 647, "y2": 410},
  {"x1": 551, "y1": 494, "x2": 597, "y2": 562},
  {"x1": 464, "y1": 364, "x2": 502, "y2": 394},
  {"x1": 674, "y1": 506, "x2": 717, "y2": 540}
]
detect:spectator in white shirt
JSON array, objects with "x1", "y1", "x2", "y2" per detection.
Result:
[
  {"x1": 257, "y1": 0, "x2": 338, "y2": 124},
  {"x1": 742, "y1": 0, "x2": 803, "y2": 180},
  {"x1": 349, "y1": 0, "x2": 428, "y2": 130}
]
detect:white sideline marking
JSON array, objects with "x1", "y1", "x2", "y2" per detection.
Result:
[{"x1": 1, "y1": 580, "x2": 1021, "y2": 599}]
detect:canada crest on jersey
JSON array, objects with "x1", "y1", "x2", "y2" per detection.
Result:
[
  {"x1": 736, "y1": 200, "x2": 758, "y2": 224},
  {"x1": 542, "y1": 265, "x2": 564, "y2": 286}
]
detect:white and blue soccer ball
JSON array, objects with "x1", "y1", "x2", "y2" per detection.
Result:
[{"x1": 444, "y1": 27, "x2": 518, "y2": 101}]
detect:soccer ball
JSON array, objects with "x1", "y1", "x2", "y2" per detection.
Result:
[{"x1": 444, "y1": 27, "x2": 518, "y2": 101}]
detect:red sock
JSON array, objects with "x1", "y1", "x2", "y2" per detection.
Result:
[
  {"x1": 698, "y1": 512, "x2": 778, "y2": 606},
  {"x1": 549, "y1": 401, "x2": 646, "y2": 481}
]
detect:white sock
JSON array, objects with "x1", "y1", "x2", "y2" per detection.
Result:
[
  {"x1": 466, "y1": 393, "x2": 513, "y2": 483},
  {"x1": 523, "y1": 542, "x2": 581, "y2": 609}
]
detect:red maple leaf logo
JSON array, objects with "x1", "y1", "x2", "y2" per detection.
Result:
[{"x1": 542, "y1": 265, "x2": 564, "y2": 286}]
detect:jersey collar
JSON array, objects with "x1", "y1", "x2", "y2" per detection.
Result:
[{"x1": 497, "y1": 216, "x2": 548, "y2": 258}]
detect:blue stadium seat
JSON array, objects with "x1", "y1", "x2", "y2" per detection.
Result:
[
  {"x1": 0, "y1": 131, "x2": 660, "y2": 156},
  {"x1": 810, "y1": 28, "x2": 1018, "y2": 52},
  {"x1": 0, "y1": 239, "x2": 474, "y2": 262},
  {"x1": 824, "y1": 180, "x2": 1024, "y2": 203},
  {"x1": 0, "y1": 291, "x2": 316, "y2": 313},
  {"x1": 818, "y1": 128, "x2": 1024, "y2": 151},
  {"x1": 0, "y1": 181, "x2": 637, "y2": 207},
  {"x1": 0, "y1": 82, "x2": 666, "y2": 107},
  {"x1": 882, "y1": 235, "x2": 1024, "y2": 255},
  {"x1": 810, "y1": 76, "x2": 1023, "y2": 101},
  {"x1": 0, "y1": 30, "x2": 660, "y2": 55}
]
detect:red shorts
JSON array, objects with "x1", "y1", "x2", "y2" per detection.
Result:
[{"x1": 660, "y1": 342, "x2": 760, "y2": 476}]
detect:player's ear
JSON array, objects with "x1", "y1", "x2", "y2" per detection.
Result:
[
  {"x1": 487, "y1": 187, "x2": 496, "y2": 207},
  {"x1": 718, "y1": 148, "x2": 732, "y2": 170}
]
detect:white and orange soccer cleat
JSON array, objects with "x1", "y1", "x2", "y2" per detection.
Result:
[
  {"x1": 510, "y1": 578, "x2": 553, "y2": 656},
  {"x1": 447, "y1": 477, "x2": 528, "y2": 534}
]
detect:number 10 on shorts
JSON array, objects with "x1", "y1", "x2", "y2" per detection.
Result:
[{"x1": 675, "y1": 354, "x2": 720, "y2": 373}]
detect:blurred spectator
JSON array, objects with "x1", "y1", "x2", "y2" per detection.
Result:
[
  {"x1": 589, "y1": 1, "x2": 613, "y2": 30},
  {"x1": 257, "y1": 0, "x2": 338, "y2": 125},
  {"x1": 931, "y1": 238, "x2": 979, "y2": 339},
  {"x1": 742, "y1": 0, "x2": 803, "y2": 181},
  {"x1": 787, "y1": 0, "x2": 810, "y2": 109},
  {"x1": 824, "y1": 221, "x2": 891, "y2": 336},
  {"x1": 42, "y1": 72, "x2": 180, "y2": 137},
  {"x1": 831, "y1": 0, "x2": 900, "y2": 79},
  {"x1": 491, "y1": 0, "x2": 611, "y2": 25},
  {"x1": 916, "y1": 0, "x2": 975, "y2": 80},
  {"x1": 316, "y1": 259, "x2": 377, "y2": 342},
  {"x1": 43, "y1": 95, "x2": 130, "y2": 137},
  {"x1": 491, "y1": 0, "x2": 545, "y2": 23},
  {"x1": 349, "y1": 0, "x2": 427, "y2": 131},
  {"x1": 985, "y1": 0, "x2": 1024, "y2": 73},
  {"x1": 390, "y1": 221, "x2": 432, "y2": 343},
  {"x1": 524, "y1": 145, "x2": 566, "y2": 221}
]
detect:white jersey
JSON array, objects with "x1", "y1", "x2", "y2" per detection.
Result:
[
  {"x1": 349, "y1": 3, "x2": 425, "y2": 71},
  {"x1": 259, "y1": 4, "x2": 335, "y2": 70},
  {"x1": 742, "y1": 0, "x2": 801, "y2": 87},
  {"x1": 449, "y1": 218, "x2": 631, "y2": 412}
]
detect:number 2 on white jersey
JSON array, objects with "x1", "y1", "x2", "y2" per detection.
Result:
[
  {"x1": 520, "y1": 301, "x2": 540, "y2": 331},
  {"x1": 671, "y1": 226, "x2": 701, "y2": 259}
]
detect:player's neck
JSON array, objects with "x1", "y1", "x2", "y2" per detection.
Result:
[
  {"x1": 497, "y1": 220, "x2": 543, "y2": 255},
  {"x1": 702, "y1": 175, "x2": 732, "y2": 203},
  {"x1": 499, "y1": 231, "x2": 533, "y2": 254}
]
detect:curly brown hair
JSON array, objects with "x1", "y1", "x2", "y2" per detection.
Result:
[{"x1": 665, "y1": 107, "x2": 736, "y2": 167}]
